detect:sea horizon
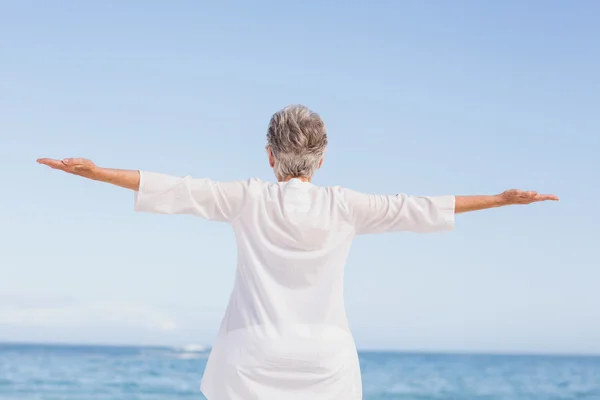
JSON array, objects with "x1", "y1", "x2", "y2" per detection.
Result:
[
  {"x1": 2, "y1": 340, "x2": 599, "y2": 359},
  {"x1": 4, "y1": 341, "x2": 600, "y2": 399}
]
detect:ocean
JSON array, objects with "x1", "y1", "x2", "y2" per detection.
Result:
[{"x1": 1, "y1": 343, "x2": 600, "y2": 399}]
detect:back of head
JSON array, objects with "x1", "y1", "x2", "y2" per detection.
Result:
[{"x1": 266, "y1": 105, "x2": 328, "y2": 181}]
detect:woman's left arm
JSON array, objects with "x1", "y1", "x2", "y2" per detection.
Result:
[
  {"x1": 37, "y1": 157, "x2": 250, "y2": 222},
  {"x1": 455, "y1": 190, "x2": 559, "y2": 214},
  {"x1": 37, "y1": 158, "x2": 140, "y2": 190}
]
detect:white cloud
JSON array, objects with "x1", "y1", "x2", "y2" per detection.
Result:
[{"x1": 0, "y1": 302, "x2": 177, "y2": 331}]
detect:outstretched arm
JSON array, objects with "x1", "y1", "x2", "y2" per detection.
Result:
[
  {"x1": 37, "y1": 158, "x2": 140, "y2": 190},
  {"x1": 345, "y1": 188, "x2": 559, "y2": 235},
  {"x1": 37, "y1": 157, "x2": 249, "y2": 222},
  {"x1": 455, "y1": 190, "x2": 559, "y2": 214}
]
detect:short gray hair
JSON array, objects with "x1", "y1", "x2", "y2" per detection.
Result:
[{"x1": 266, "y1": 105, "x2": 328, "y2": 180}]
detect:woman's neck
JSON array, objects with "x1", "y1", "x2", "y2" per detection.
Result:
[{"x1": 280, "y1": 175, "x2": 312, "y2": 183}]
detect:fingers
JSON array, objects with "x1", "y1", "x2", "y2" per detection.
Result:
[
  {"x1": 37, "y1": 158, "x2": 66, "y2": 170},
  {"x1": 37, "y1": 158, "x2": 55, "y2": 165},
  {"x1": 37, "y1": 157, "x2": 96, "y2": 179},
  {"x1": 38, "y1": 158, "x2": 88, "y2": 169},
  {"x1": 61, "y1": 158, "x2": 85, "y2": 165},
  {"x1": 503, "y1": 189, "x2": 559, "y2": 204},
  {"x1": 534, "y1": 194, "x2": 560, "y2": 201}
]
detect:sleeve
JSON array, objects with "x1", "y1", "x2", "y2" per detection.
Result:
[
  {"x1": 134, "y1": 171, "x2": 249, "y2": 222},
  {"x1": 342, "y1": 188, "x2": 455, "y2": 235}
]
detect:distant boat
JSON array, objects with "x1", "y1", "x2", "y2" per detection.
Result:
[{"x1": 179, "y1": 344, "x2": 207, "y2": 353}]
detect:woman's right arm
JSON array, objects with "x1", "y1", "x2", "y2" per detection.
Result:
[
  {"x1": 344, "y1": 187, "x2": 558, "y2": 235},
  {"x1": 37, "y1": 158, "x2": 140, "y2": 190}
]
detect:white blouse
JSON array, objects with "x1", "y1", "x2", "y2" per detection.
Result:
[{"x1": 134, "y1": 172, "x2": 455, "y2": 400}]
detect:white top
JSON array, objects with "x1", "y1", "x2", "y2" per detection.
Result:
[{"x1": 134, "y1": 172, "x2": 455, "y2": 400}]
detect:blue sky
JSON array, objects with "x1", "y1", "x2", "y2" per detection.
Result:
[{"x1": 1, "y1": 0, "x2": 599, "y2": 354}]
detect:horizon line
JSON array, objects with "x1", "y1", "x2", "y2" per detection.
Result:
[{"x1": 1, "y1": 340, "x2": 599, "y2": 359}]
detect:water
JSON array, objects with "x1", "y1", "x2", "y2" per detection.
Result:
[{"x1": 1, "y1": 343, "x2": 600, "y2": 399}]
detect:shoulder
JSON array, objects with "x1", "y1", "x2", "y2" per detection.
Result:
[
  {"x1": 308, "y1": 184, "x2": 359, "y2": 214},
  {"x1": 319, "y1": 185, "x2": 363, "y2": 200},
  {"x1": 235, "y1": 178, "x2": 273, "y2": 199},
  {"x1": 239, "y1": 179, "x2": 358, "y2": 198}
]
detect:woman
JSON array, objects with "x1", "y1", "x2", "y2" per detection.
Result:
[{"x1": 38, "y1": 105, "x2": 558, "y2": 400}]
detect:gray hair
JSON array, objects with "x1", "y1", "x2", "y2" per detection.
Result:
[{"x1": 266, "y1": 105, "x2": 328, "y2": 181}]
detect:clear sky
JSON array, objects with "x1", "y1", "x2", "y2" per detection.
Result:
[{"x1": 1, "y1": 0, "x2": 599, "y2": 354}]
